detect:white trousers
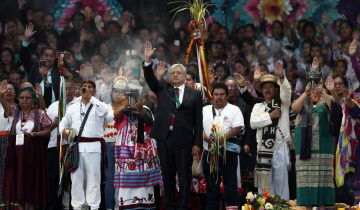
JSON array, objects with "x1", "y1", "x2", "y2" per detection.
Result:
[
  {"x1": 71, "y1": 152, "x2": 101, "y2": 210},
  {"x1": 259, "y1": 143, "x2": 290, "y2": 200}
]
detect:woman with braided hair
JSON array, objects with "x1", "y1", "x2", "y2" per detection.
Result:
[{"x1": 1, "y1": 81, "x2": 52, "y2": 210}]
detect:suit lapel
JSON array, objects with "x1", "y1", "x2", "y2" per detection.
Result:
[
  {"x1": 167, "y1": 84, "x2": 177, "y2": 108},
  {"x1": 180, "y1": 86, "x2": 190, "y2": 108}
]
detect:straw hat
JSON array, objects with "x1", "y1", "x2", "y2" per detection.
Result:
[{"x1": 260, "y1": 74, "x2": 278, "y2": 88}]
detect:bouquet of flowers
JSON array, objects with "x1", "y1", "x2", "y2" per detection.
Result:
[{"x1": 243, "y1": 190, "x2": 290, "y2": 210}]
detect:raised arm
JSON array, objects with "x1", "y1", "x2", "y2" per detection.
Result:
[
  {"x1": 20, "y1": 23, "x2": 37, "y2": 71},
  {"x1": 143, "y1": 41, "x2": 162, "y2": 94},
  {"x1": 274, "y1": 61, "x2": 292, "y2": 106},
  {"x1": 349, "y1": 39, "x2": 360, "y2": 82}
]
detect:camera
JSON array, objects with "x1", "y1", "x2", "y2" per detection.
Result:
[
  {"x1": 305, "y1": 70, "x2": 322, "y2": 86},
  {"x1": 124, "y1": 89, "x2": 139, "y2": 108},
  {"x1": 39, "y1": 60, "x2": 46, "y2": 68},
  {"x1": 81, "y1": 87, "x2": 86, "y2": 94}
]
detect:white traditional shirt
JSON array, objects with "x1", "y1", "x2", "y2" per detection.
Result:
[
  {"x1": 47, "y1": 98, "x2": 77, "y2": 148},
  {"x1": 103, "y1": 103, "x2": 117, "y2": 143},
  {"x1": 250, "y1": 77, "x2": 292, "y2": 150},
  {"x1": 59, "y1": 96, "x2": 108, "y2": 153},
  {"x1": 202, "y1": 103, "x2": 244, "y2": 151},
  {"x1": 0, "y1": 104, "x2": 13, "y2": 131}
]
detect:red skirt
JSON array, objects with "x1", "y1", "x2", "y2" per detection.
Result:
[{"x1": 3, "y1": 135, "x2": 49, "y2": 205}]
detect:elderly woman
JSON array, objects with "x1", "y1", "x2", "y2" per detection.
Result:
[
  {"x1": 1, "y1": 81, "x2": 52, "y2": 210},
  {"x1": 0, "y1": 80, "x2": 17, "y2": 208},
  {"x1": 291, "y1": 77, "x2": 342, "y2": 208}
]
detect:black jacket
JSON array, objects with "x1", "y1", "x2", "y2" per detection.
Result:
[{"x1": 143, "y1": 63, "x2": 203, "y2": 149}]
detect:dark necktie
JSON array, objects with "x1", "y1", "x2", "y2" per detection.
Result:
[{"x1": 174, "y1": 87, "x2": 180, "y2": 98}]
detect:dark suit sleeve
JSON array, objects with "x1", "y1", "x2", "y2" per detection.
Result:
[
  {"x1": 240, "y1": 89, "x2": 263, "y2": 107},
  {"x1": 194, "y1": 91, "x2": 203, "y2": 148},
  {"x1": 242, "y1": 105, "x2": 256, "y2": 147},
  {"x1": 20, "y1": 43, "x2": 33, "y2": 74},
  {"x1": 143, "y1": 62, "x2": 162, "y2": 94}
]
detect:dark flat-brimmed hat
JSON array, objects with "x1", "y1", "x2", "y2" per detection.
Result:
[{"x1": 260, "y1": 74, "x2": 278, "y2": 88}]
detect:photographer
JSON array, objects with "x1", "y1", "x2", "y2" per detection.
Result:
[
  {"x1": 59, "y1": 80, "x2": 108, "y2": 210},
  {"x1": 291, "y1": 59, "x2": 342, "y2": 207}
]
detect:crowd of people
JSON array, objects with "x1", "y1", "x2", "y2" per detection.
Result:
[{"x1": 0, "y1": 2, "x2": 359, "y2": 210}]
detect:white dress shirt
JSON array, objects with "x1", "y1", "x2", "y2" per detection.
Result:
[
  {"x1": 47, "y1": 98, "x2": 77, "y2": 148},
  {"x1": 59, "y1": 96, "x2": 108, "y2": 153}
]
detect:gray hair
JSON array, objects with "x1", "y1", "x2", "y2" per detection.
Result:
[{"x1": 168, "y1": 63, "x2": 186, "y2": 75}]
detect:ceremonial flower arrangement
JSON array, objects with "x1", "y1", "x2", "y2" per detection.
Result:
[
  {"x1": 207, "y1": 122, "x2": 227, "y2": 173},
  {"x1": 243, "y1": 190, "x2": 290, "y2": 210}
]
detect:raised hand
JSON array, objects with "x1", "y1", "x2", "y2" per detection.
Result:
[
  {"x1": 144, "y1": 41, "x2": 156, "y2": 63},
  {"x1": 24, "y1": 23, "x2": 36, "y2": 41},
  {"x1": 325, "y1": 75, "x2": 334, "y2": 91},
  {"x1": 234, "y1": 73, "x2": 245, "y2": 87},
  {"x1": 155, "y1": 61, "x2": 167, "y2": 79},
  {"x1": 349, "y1": 39, "x2": 358, "y2": 56},
  {"x1": 274, "y1": 60, "x2": 284, "y2": 77},
  {"x1": 311, "y1": 57, "x2": 320, "y2": 71},
  {"x1": 78, "y1": 63, "x2": 93, "y2": 80},
  {"x1": 253, "y1": 66, "x2": 262, "y2": 81},
  {"x1": 0, "y1": 80, "x2": 8, "y2": 96},
  {"x1": 35, "y1": 83, "x2": 42, "y2": 96}
]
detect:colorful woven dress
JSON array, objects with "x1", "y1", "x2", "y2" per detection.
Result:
[
  {"x1": 114, "y1": 108, "x2": 162, "y2": 209},
  {"x1": 295, "y1": 102, "x2": 335, "y2": 206}
]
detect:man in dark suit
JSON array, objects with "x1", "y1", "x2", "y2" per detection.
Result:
[
  {"x1": 143, "y1": 41, "x2": 202, "y2": 210},
  {"x1": 20, "y1": 23, "x2": 61, "y2": 107}
]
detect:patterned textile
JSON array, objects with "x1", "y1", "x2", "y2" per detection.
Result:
[
  {"x1": 255, "y1": 99, "x2": 280, "y2": 190},
  {"x1": 118, "y1": 187, "x2": 156, "y2": 210},
  {"x1": 114, "y1": 115, "x2": 162, "y2": 209},
  {"x1": 335, "y1": 102, "x2": 360, "y2": 186},
  {"x1": 295, "y1": 103, "x2": 335, "y2": 206},
  {"x1": 0, "y1": 135, "x2": 9, "y2": 201}
]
